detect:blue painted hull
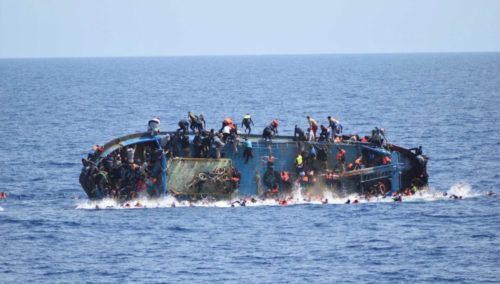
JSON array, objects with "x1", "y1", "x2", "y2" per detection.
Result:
[{"x1": 79, "y1": 132, "x2": 428, "y2": 200}]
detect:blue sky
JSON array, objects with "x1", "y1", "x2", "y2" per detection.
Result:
[{"x1": 0, "y1": 0, "x2": 499, "y2": 58}]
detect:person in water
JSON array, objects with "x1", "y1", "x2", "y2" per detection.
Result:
[{"x1": 241, "y1": 113, "x2": 254, "y2": 134}]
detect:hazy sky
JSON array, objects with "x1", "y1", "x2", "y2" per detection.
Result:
[{"x1": 1, "y1": 0, "x2": 499, "y2": 58}]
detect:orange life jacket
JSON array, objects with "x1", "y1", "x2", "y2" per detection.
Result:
[
  {"x1": 224, "y1": 118, "x2": 233, "y2": 125},
  {"x1": 382, "y1": 156, "x2": 392, "y2": 164}
]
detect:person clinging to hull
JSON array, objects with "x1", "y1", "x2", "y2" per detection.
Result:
[
  {"x1": 335, "y1": 147, "x2": 346, "y2": 173},
  {"x1": 241, "y1": 113, "x2": 254, "y2": 134},
  {"x1": 262, "y1": 119, "x2": 279, "y2": 141}
]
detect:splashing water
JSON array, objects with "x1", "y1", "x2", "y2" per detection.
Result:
[{"x1": 75, "y1": 182, "x2": 485, "y2": 210}]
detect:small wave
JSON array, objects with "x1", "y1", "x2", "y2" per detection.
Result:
[
  {"x1": 0, "y1": 206, "x2": 3, "y2": 211},
  {"x1": 447, "y1": 181, "x2": 479, "y2": 198},
  {"x1": 75, "y1": 182, "x2": 486, "y2": 210}
]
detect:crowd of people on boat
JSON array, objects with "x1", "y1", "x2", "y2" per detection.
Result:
[
  {"x1": 80, "y1": 143, "x2": 165, "y2": 201},
  {"x1": 80, "y1": 112, "x2": 395, "y2": 201},
  {"x1": 148, "y1": 112, "x2": 390, "y2": 159}
]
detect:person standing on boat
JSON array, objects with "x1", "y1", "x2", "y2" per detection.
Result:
[
  {"x1": 307, "y1": 116, "x2": 319, "y2": 140},
  {"x1": 147, "y1": 117, "x2": 161, "y2": 136},
  {"x1": 241, "y1": 113, "x2": 254, "y2": 134},
  {"x1": 327, "y1": 116, "x2": 340, "y2": 140}
]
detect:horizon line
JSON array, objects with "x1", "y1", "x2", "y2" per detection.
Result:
[{"x1": 1, "y1": 50, "x2": 499, "y2": 60}]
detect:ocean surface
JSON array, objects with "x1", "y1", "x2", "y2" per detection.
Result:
[{"x1": 0, "y1": 53, "x2": 499, "y2": 283}]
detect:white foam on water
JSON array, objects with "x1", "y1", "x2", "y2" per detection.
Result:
[
  {"x1": 0, "y1": 206, "x2": 4, "y2": 211},
  {"x1": 447, "y1": 181, "x2": 478, "y2": 198},
  {"x1": 75, "y1": 182, "x2": 484, "y2": 210}
]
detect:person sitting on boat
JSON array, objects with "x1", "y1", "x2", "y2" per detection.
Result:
[
  {"x1": 262, "y1": 119, "x2": 279, "y2": 141},
  {"x1": 294, "y1": 125, "x2": 307, "y2": 141},
  {"x1": 241, "y1": 113, "x2": 254, "y2": 134},
  {"x1": 147, "y1": 117, "x2": 161, "y2": 136},
  {"x1": 307, "y1": 116, "x2": 319, "y2": 139},
  {"x1": 177, "y1": 119, "x2": 190, "y2": 135}
]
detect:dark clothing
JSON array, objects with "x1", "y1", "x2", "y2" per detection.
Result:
[
  {"x1": 178, "y1": 120, "x2": 189, "y2": 134},
  {"x1": 294, "y1": 127, "x2": 307, "y2": 141},
  {"x1": 243, "y1": 147, "x2": 253, "y2": 164},
  {"x1": 262, "y1": 125, "x2": 277, "y2": 141},
  {"x1": 263, "y1": 169, "x2": 280, "y2": 189},
  {"x1": 189, "y1": 114, "x2": 205, "y2": 133},
  {"x1": 319, "y1": 128, "x2": 329, "y2": 141},
  {"x1": 242, "y1": 117, "x2": 254, "y2": 134}
]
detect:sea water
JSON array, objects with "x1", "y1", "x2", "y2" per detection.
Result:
[{"x1": 0, "y1": 54, "x2": 499, "y2": 283}]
